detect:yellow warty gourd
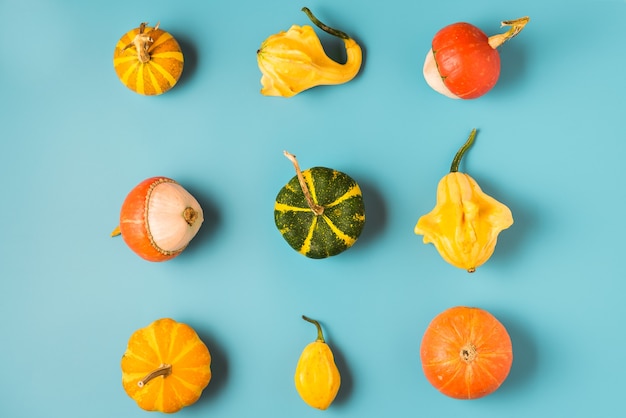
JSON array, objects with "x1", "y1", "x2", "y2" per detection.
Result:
[
  {"x1": 415, "y1": 129, "x2": 513, "y2": 272},
  {"x1": 294, "y1": 316, "x2": 341, "y2": 410},
  {"x1": 257, "y1": 7, "x2": 362, "y2": 97}
]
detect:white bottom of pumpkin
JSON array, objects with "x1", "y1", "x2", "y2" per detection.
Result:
[{"x1": 423, "y1": 49, "x2": 459, "y2": 99}]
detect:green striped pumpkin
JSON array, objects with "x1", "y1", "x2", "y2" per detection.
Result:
[{"x1": 275, "y1": 154, "x2": 365, "y2": 259}]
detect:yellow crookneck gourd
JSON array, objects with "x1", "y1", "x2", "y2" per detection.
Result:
[
  {"x1": 257, "y1": 7, "x2": 362, "y2": 97},
  {"x1": 414, "y1": 129, "x2": 513, "y2": 273},
  {"x1": 295, "y1": 315, "x2": 341, "y2": 410}
]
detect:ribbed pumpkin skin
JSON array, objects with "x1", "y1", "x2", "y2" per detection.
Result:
[
  {"x1": 275, "y1": 167, "x2": 365, "y2": 259},
  {"x1": 119, "y1": 177, "x2": 181, "y2": 262},
  {"x1": 420, "y1": 306, "x2": 513, "y2": 399},
  {"x1": 121, "y1": 318, "x2": 212, "y2": 413},
  {"x1": 113, "y1": 25, "x2": 184, "y2": 95}
]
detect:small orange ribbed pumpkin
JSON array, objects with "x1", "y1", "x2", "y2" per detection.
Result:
[
  {"x1": 113, "y1": 22, "x2": 184, "y2": 95},
  {"x1": 420, "y1": 306, "x2": 513, "y2": 399},
  {"x1": 121, "y1": 318, "x2": 212, "y2": 413}
]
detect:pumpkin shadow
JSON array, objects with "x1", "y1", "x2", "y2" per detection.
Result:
[
  {"x1": 178, "y1": 188, "x2": 222, "y2": 259},
  {"x1": 175, "y1": 35, "x2": 199, "y2": 91},
  {"x1": 354, "y1": 179, "x2": 387, "y2": 250},
  {"x1": 330, "y1": 342, "x2": 354, "y2": 406},
  {"x1": 193, "y1": 328, "x2": 229, "y2": 405},
  {"x1": 490, "y1": 43, "x2": 528, "y2": 98},
  {"x1": 495, "y1": 313, "x2": 538, "y2": 395}
]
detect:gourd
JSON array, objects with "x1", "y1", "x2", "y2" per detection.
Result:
[
  {"x1": 274, "y1": 151, "x2": 365, "y2": 258},
  {"x1": 420, "y1": 306, "x2": 513, "y2": 399},
  {"x1": 257, "y1": 7, "x2": 362, "y2": 97},
  {"x1": 113, "y1": 22, "x2": 184, "y2": 95},
  {"x1": 112, "y1": 176, "x2": 203, "y2": 262},
  {"x1": 414, "y1": 129, "x2": 513, "y2": 272},
  {"x1": 423, "y1": 17, "x2": 529, "y2": 99},
  {"x1": 295, "y1": 316, "x2": 341, "y2": 410},
  {"x1": 121, "y1": 318, "x2": 212, "y2": 413}
]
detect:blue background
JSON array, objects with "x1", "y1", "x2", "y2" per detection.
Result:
[{"x1": 1, "y1": 0, "x2": 625, "y2": 417}]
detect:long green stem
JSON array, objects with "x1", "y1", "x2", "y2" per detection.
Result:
[
  {"x1": 450, "y1": 129, "x2": 477, "y2": 173},
  {"x1": 302, "y1": 315, "x2": 325, "y2": 343},
  {"x1": 302, "y1": 7, "x2": 350, "y2": 40}
]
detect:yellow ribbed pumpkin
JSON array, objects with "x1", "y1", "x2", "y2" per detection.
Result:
[
  {"x1": 121, "y1": 318, "x2": 211, "y2": 413},
  {"x1": 113, "y1": 22, "x2": 184, "y2": 95}
]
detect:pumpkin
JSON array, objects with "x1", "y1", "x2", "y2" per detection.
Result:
[
  {"x1": 275, "y1": 151, "x2": 365, "y2": 258},
  {"x1": 111, "y1": 176, "x2": 204, "y2": 262},
  {"x1": 113, "y1": 22, "x2": 184, "y2": 95},
  {"x1": 121, "y1": 318, "x2": 212, "y2": 413},
  {"x1": 423, "y1": 17, "x2": 529, "y2": 99},
  {"x1": 295, "y1": 315, "x2": 341, "y2": 410},
  {"x1": 420, "y1": 306, "x2": 513, "y2": 399}
]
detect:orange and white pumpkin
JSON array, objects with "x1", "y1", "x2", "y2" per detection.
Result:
[{"x1": 113, "y1": 22, "x2": 184, "y2": 95}]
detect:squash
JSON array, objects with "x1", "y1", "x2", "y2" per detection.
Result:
[
  {"x1": 113, "y1": 22, "x2": 184, "y2": 95},
  {"x1": 257, "y1": 7, "x2": 362, "y2": 97},
  {"x1": 121, "y1": 318, "x2": 212, "y2": 413},
  {"x1": 275, "y1": 151, "x2": 365, "y2": 258},
  {"x1": 112, "y1": 176, "x2": 203, "y2": 262},
  {"x1": 414, "y1": 129, "x2": 513, "y2": 272},
  {"x1": 420, "y1": 306, "x2": 513, "y2": 399},
  {"x1": 294, "y1": 315, "x2": 341, "y2": 410}
]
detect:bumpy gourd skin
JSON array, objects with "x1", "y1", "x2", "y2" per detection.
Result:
[
  {"x1": 294, "y1": 316, "x2": 341, "y2": 410},
  {"x1": 257, "y1": 8, "x2": 362, "y2": 97},
  {"x1": 415, "y1": 172, "x2": 513, "y2": 272}
]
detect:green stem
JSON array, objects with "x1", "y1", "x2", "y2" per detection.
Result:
[
  {"x1": 302, "y1": 7, "x2": 350, "y2": 40},
  {"x1": 450, "y1": 129, "x2": 477, "y2": 173},
  {"x1": 302, "y1": 315, "x2": 325, "y2": 343}
]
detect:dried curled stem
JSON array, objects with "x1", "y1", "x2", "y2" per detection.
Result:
[
  {"x1": 284, "y1": 151, "x2": 324, "y2": 216},
  {"x1": 488, "y1": 17, "x2": 530, "y2": 49},
  {"x1": 123, "y1": 22, "x2": 160, "y2": 63}
]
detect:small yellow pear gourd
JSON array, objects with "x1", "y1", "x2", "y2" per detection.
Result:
[{"x1": 294, "y1": 315, "x2": 341, "y2": 410}]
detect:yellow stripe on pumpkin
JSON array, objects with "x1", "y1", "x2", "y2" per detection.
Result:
[
  {"x1": 274, "y1": 202, "x2": 311, "y2": 212},
  {"x1": 299, "y1": 216, "x2": 318, "y2": 255},
  {"x1": 303, "y1": 170, "x2": 318, "y2": 204},
  {"x1": 325, "y1": 184, "x2": 362, "y2": 208},
  {"x1": 322, "y1": 215, "x2": 357, "y2": 246},
  {"x1": 150, "y1": 61, "x2": 178, "y2": 88}
]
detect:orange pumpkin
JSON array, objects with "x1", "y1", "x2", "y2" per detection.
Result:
[
  {"x1": 420, "y1": 306, "x2": 513, "y2": 399},
  {"x1": 121, "y1": 318, "x2": 212, "y2": 413},
  {"x1": 113, "y1": 22, "x2": 184, "y2": 95}
]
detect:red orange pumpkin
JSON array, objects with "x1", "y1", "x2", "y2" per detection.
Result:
[{"x1": 420, "y1": 306, "x2": 513, "y2": 399}]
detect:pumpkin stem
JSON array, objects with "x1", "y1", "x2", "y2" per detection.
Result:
[
  {"x1": 122, "y1": 21, "x2": 160, "y2": 63},
  {"x1": 450, "y1": 129, "x2": 477, "y2": 173},
  {"x1": 284, "y1": 151, "x2": 325, "y2": 216},
  {"x1": 137, "y1": 363, "x2": 172, "y2": 387},
  {"x1": 488, "y1": 17, "x2": 530, "y2": 49},
  {"x1": 111, "y1": 226, "x2": 121, "y2": 237},
  {"x1": 183, "y1": 207, "x2": 198, "y2": 226},
  {"x1": 302, "y1": 7, "x2": 350, "y2": 40},
  {"x1": 302, "y1": 315, "x2": 325, "y2": 343},
  {"x1": 459, "y1": 344, "x2": 478, "y2": 363}
]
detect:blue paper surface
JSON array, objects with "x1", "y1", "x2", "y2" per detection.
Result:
[{"x1": 1, "y1": 0, "x2": 625, "y2": 417}]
